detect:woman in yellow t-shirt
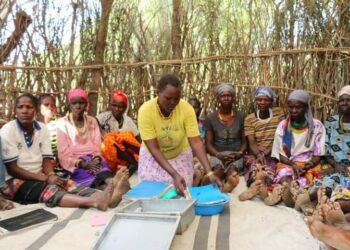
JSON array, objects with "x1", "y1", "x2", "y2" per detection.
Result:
[{"x1": 138, "y1": 74, "x2": 221, "y2": 194}]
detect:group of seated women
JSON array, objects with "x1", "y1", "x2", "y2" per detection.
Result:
[
  {"x1": 0, "y1": 73, "x2": 349, "y2": 249},
  {"x1": 0, "y1": 88, "x2": 138, "y2": 211}
]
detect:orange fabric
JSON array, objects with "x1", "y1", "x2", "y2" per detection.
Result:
[
  {"x1": 275, "y1": 161, "x2": 322, "y2": 184},
  {"x1": 101, "y1": 130, "x2": 140, "y2": 173}
]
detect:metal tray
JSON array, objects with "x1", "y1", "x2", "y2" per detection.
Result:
[
  {"x1": 93, "y1": 213, "x2": 180, "y2": 250},
  {"x1": 117, "y1": 199, "x2": 195, "y2": 234}
]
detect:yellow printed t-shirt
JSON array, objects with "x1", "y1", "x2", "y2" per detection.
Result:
[{"x1": 138, "y1": 98, "x2": 200, "y2": 159}]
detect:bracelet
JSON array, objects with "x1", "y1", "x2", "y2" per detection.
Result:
[
  {"x1": 47, "y1": 171, "x2": 55, "y2": 177},
  {"x1": 206, "y1": 171, "x2": 214, "y2": 177},
  {"x1": 74, "y1": 159, "x2": 82, "y2": 167}
]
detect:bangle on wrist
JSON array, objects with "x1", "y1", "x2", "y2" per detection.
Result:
[
  {"x1": 206, "y1": 171, "x2": 214, "y2": 177},
  {"x1": 47, "y1": 171, "x2": 55, "y2": 177},
  {"x1": 75, "y1": 159, "x2": 82, "y2": 167}
]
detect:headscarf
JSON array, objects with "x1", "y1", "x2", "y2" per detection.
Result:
[
  {"x1": 337, "y1": 85, "x2": 350, "y2": 98},
  {"x1": 215, "y1": 83, "x2": 235, "y2": 97},
  {"x1": 111, "y1": 90, "x2": 128, "y2": 105},
  {"x1": 68, "y1": 88, "x2": 88, "y2": 102},
  {"x1": 282, "y1": 90, "x2": 314, "y2": 157},
  {"x1": 254, "y1": 87, "x2": 275, "y2": 102}
]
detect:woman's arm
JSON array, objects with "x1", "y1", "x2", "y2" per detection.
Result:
[
  {"x1": 189, "y1": 136, "x2": 222, "y2": 188},
  {"x1": 238, "y1": 128, "x2": 247, "y2": 155},
  {"x1": 56, "y1": 122, "x2": 78, "y2": 172},
  {"x1": 205, "y1": 129, "x2": 219, "y2": 156},
  {"x1": 247, "y1": 135, "x2": 259, "y2": 156},
  {"x1": 6, "y1": 161, "x2": 47, "y2": 182}
]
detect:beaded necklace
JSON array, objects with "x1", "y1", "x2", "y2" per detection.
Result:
[
  {"x1": 291, "y1": 118, "x2": 308, "y2": 134},
  {"x1": 218, "y1": 110, "x2": 234, "y2": 123},
  {"x1": 256, "y1": 108, "x2": 273, "y2": 123},
  {"x1": 69, "y1": 113, "x2": 88, "y2": 137}
]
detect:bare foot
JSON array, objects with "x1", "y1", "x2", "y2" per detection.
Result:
[
  {"x1": 255, "y1": 164, "x2": 267, "y2": 182},
  {"x1": 239, "y1": 180, "x2": 262, "y2": 201},
  {"x1": 264, "y1": 185, "x2": 284, "y2": 206},
  {"x1": 109, "y1": 171, "x2": 129, "y2": 208},
  {"x1": 0, "y1": 197, "x2": 15, "y2": 210},
  {"x1": 259, "y1": 184, "x2": 268, "y2": 199},
  {"x1": 345, "y1": 213, "x2": 350, "y2": 223},
  {"x1": 113, "y1": 167, "x2": 130, "y2": 194},
  {"x1": 295, "y1": 192, "x2": 316, "y2": 216},
  {"x1": 223, "y1": 172, "x2": 239, "y2": 193},
  {"x1": 322, "y1": 201, "x2": 348, "y2": 227},
  {"x1": 307, "y1": 214, "x2": 350, "y2": 250},
  {"x1": 290, "y1": 180, "x2": 302, "y2": 201},
  {"x1": 95, "y1": 183, "x2": 114, "y2": 211},
  {"x1": 281, "y1": 182, "x2": 295, "y2": 207},
  {"x1": 306, "y1": 216, "x2": 336, "y2": 250},
  {"x1": 317, "y1": 186, "x2": 329, "y2": 205},
  {"x1": 112, "y1": 167, "x2": 128, "y2": 185}
]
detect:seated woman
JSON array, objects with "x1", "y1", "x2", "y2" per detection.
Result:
[
  {"x1": 96, "y1": 90, "x2": 139, "y2": 139},
  {"x1": 97, "y1": 90, "x2": 140, "y2": 176},
  {"x1": 239, "y1": 87, "x2": 284, "y2": 201},
  {"x1": 291, "y1": 86, "x2": 350, "y2": 214},
  {"x1": 325, "y1": 85, "x2": 350, "y2": 175},
  {"x1": 137, "y1": 73, "x2": 221, "y2": 194},
  {"x1": 0, "y1": 138, "x2": 14, "y2": 210},
  {"x1": 0, "y1": 93, "x2": 127, "y2": 210},
  {"x1": 267, "y1": 90, "x2": 326, "y2": 207},
  {"x1": 57, "y1": 88, "x2": 129, "y2": 191},
  {"x1": 203, "y1": 83, "x2": 246, "y2": 192}
]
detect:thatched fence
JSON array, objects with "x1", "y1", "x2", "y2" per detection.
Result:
[{"x1": 1, "y1": 47, "x2": 349, "y2": 121}]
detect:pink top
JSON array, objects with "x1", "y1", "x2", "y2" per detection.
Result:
[{"x1": 56, "y1": 115, "x2": 102, "y2": 172}]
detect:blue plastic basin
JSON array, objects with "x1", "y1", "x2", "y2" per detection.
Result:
[{"x1": 195, "y1": 199, "x2": 229, "y2": 216}]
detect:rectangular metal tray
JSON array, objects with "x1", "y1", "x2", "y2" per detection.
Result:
[
  {"x1": 117, "y1": 199, "x2": 195, "y2": 234},
  {"x1": 93, "y1": 213, "x2": 180, "y2": 250}
]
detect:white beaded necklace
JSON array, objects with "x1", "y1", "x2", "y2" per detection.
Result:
[{"x1": 256, "y1": 108, "x2": 273, "y2": 123}]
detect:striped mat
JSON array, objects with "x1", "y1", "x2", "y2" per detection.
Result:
[{"x1": 0, "y1": 177, "x2": 323, "y2": 250}]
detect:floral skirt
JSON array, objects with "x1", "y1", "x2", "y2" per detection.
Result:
[{"x1": 138, "y1": 146, "x2": 194, "y2": 186}]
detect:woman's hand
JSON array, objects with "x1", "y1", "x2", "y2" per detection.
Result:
[
  {"x1": 173, "y1": 173, "x2": 187, "y2": 195},
  {"x1": 256, "y1": 153, "x2": 266, "y2": 165},
  {"x1": 291, "y1": 164, "x2": 303, "y2": 178},
  {"x1": 46, "y1": 175, "x2": 66, "y2": 186},
  {"x1": 79, "y1": 161, "x2": 101, "y2": 174},
  {"x1": 208, "y1": 174, "x2": 223, "y2": 190}
]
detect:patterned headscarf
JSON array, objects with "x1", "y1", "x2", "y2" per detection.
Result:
[
  {"x1": 111, "y1": 90, "x2": 128, "y2": 105},
  {"x1": 282, "y1": 90, "x2": 314, "y2": 157},
  {"x1": 337, "y1": 85, "x2": 350, "y2": 98},
  {"x1": 68, "y1": 88, "x2": 88, "y2": 102},
  {"x1": 215, "y1": 83, "x2": 235, "y2": 97},
  {"x1": 254, "y1": 87, "x2": 275, "y2": 102}
]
